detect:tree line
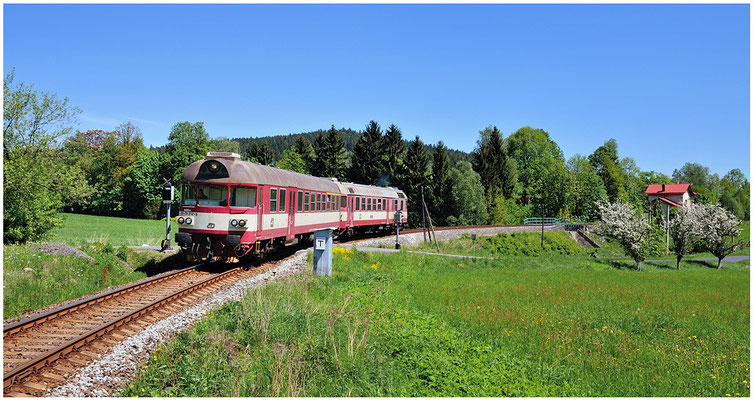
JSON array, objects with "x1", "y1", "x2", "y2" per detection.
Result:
[{"x1": 4, "y1": 71, "x2": 749, "y2": 243}]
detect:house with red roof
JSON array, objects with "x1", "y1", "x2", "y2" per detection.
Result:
[
  {"x1": 645, "y1": 183, "x2": 694, "y2": 209},
  {"x1": 645, "y1": 183, "x2": 695, "y2": 252}
]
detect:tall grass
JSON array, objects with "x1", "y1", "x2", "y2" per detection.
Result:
[
  {"x1": 122, "y1": 251, "x2": 749, "y2": 397},
  {"x1": 3, "y1": 243, "x2": 172, "y2": 319}
]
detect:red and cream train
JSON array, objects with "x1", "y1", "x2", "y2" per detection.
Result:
[{"x1": 175, "y1": 152, "x2": 407, "y2": 261}]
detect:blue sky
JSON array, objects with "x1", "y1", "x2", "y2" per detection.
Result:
[{"x1": 4, "y1": 4, "x2": 750, "y2": 178}]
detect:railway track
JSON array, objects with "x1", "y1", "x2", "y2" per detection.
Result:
[{"x1": 2, "y1": 255, "x2": 289, "y2": 397}]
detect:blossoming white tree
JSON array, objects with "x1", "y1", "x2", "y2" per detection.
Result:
[
  {"x1": 664, "y1": 207, "x2": 701, "y2": 270},
  {"x1": 694, "y1": 203, "x2": 742, "y2": 269},
  {"x1": 597, "y1": 200, "x2": 650, "y2": 271}
]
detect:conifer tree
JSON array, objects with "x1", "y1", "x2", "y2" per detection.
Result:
[
  {"x1": 349, "y1": 120, "x2": 385, "y2": 185},
  {"x1": 294, "y1": 135, "x2": 315, "y2": 172},
  {"x1": 471, "y1": 126, "x2": 516, "y2": 199},
  {"x1": 257, "y1": 140, "x2": 274, "y2": 165},
  {"x1": 324, "y1": 125, "x2": 347, "y2": 180},
  {"x1": 431, "y1": 141, "x2": 452, "y2": 226},
  {"x1": 398, "y1": 136, "x2": 431, "y2": 228},
  {"x1": 383, "y1": 124, "x2": 405, "y2": 183},
  {"x1": 311, "y1": 125, "x2": 346, "y2": 180}
]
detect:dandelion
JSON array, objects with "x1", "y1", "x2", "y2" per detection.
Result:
[{"x1": 141, "y1": 389, "x2": 145, "y2": 392}]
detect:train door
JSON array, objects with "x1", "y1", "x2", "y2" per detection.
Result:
[
  {"x1": 257, "y1": 186, "x2": 264, "y2": 237},
  {"x1": 287, "y1": 188, "x2": 295, "y2": 240},
  {"x1": 348, "y1": 196, "x2": 354, "y2": 227}
]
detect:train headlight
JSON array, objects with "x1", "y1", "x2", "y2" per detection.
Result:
[
  {"x1": 230, "y1": 219, "x2": 238, "y2": 227},
  {"x1": 177, "y1": 217, "x2": 185, "y2": 224},
  {"x1": 239, "y1": 219, "x2": 247, "y2": 227},
  {"x1": 209, "y1": 161, "x2": 220, "y2": 172},
  {"x1": 185, "y1": 217, "x2": 192, "y2": 225}
]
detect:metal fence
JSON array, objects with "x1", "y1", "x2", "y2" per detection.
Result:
[{"x1": 523, "y1": 217, "x2": 590, "y2": 225}]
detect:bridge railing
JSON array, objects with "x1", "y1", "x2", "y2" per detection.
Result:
[{"x1": 523, "y1": 217, "x2": 590, "y2": 225}]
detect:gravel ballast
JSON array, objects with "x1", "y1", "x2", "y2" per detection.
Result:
[{"x1": 46, "y1": 250, "x2": 310, "y2": 397}]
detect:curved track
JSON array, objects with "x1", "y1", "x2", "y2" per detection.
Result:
[{"x1": 2, "y1": 258, "x2": 284, "y2": 397}]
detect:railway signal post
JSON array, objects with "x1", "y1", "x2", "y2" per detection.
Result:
[
  {"x1": 313, "y1": 229, "x2": 334, "y2": 277},
  {"x1": 161, "y1": 180, "x2": 174, "y2": 251},
  {"x1": 395, "y1": 210, "x2": 402, "y2": 249}
]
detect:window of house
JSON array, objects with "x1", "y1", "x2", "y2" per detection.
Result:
[
  {"x1": 270, "y1": 188, "x2": 278, "y2": 212},
  {"x1": 230, "y1": 186, "x2": 257, "y2": 207}
]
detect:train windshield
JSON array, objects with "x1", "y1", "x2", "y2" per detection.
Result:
[
  {"x1": 181, "y1": 184, "x2": 197, "y2": 205},
  {"x1": 197, "y1": 184, "x2": 228, "y2": 207}
]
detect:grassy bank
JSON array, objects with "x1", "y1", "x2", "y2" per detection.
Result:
[
  {"x1": 3, "y1": 244, "x2": 178, "y2": 319},
  {"x1": 49, "y1": 213, "x2": 170, "y2": 246},
  {"x1": 407, "y1": 225, "x2": 750, "y2": 260},
  {"x1": 122, "y1": 250, "x2": 750, "y2": 397}
]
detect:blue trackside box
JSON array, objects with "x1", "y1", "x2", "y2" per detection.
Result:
[{"x1": 313, "y1": 229, "x2": 334, "y2": 277}]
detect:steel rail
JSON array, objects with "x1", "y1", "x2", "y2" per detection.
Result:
[
  {"x1": 4, "y1": 265, "x2": 202, "y2": 337},
  {"x1": 3, "y1": 266, "x2": 244, "y2": 391}
]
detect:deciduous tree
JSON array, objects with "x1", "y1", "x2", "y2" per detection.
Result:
[
  {"x1": 694, "y1": 203, "x2": 742, "y2": 269},
  {"x1": 665, "y1": 208, "x2": 701, "y2": 270},
  {"x1": 3, "y1": 69, "x2": 81, "y2": 242},
  {"x1": 447, "y1": 161, "x2": 487, "y2": 226},
  {"x1": 597, "y1": 200, "x2": 651, "y2": 271},
  {"x1": 276, "y1": 148, "x2": 307, "y2": 174}
]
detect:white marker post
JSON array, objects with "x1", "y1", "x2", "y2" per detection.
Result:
[{"x1": 313, "y1": 229, "x2": 334, "y2": 277}]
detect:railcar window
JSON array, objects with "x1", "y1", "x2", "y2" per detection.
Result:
[
  {"x1": 181, "y1": 184, "x2": 197, "y2": 206},
  {"x1": 305, "y1": 192, "x2": 310, "y2": 212},
  {"x1": 326, "y1": 194, "x2": 331, "y2": 211},
  {"x1": 259, "y1": 188, "x2": 263, "y2": 209},
  {"x1": 279, "y1": 189, "x2": 287, "y2": 212},
  {"x1": 297, "y1": 192, "x2": 303, "y2": 212},
  {"x1": 355, "y1": 197, "x2": 360, "y2": 211},
  {"x1": 366, "y1": 198, "x2": 370, "y2": 211},
  {"x1": 316, "y1": 193, "x2": 321, "y2": 211},
  {"x1": 394, "y1": 200, "x2": 398, "y2": 210},
  {"x1": 341, "y1": 196, "x2": 347, "y2": 208},
  {"x1": 230, "y1": 186, "x2": 257, "y2": 208},
  {"x1": 198, "y1": 185, "x2": 228, "y2": 207},
  {"x1": 270, "y1": 189, "x2": 278, "y2": 212},
  {"x1": 378, "y1": 199, "x2": 382, "y2": 211}
]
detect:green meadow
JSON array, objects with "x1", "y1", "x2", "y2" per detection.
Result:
[
  {"x1": 49, "y1": 213, "x2": 171, "y2": 246},
  {"x1": 122, "y1": 249, "x2": 750, "y2": 397}
]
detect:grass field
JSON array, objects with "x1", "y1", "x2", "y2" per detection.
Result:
[
  {"x1": 122, "y1": 250, "x2": 750, "y2": 397},
  {"x1": 49, "y1": 213, "x2": 171, "y2": 246},
  {"x1": 3, "y1": 244, "x2": 179, "y2": 319}
]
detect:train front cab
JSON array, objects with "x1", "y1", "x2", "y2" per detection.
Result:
[{"x1": 175, "y1": 182, "x2": 259, "y2": 262}]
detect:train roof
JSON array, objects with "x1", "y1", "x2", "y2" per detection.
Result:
[
  {"x1": 181, "y1": 154, "x2": 341, "y2": 193},
  {"x1": 339, "y1": 182, "x2": 406, "y2": 199},
  {"x1": 182, "y1": 153, "x2": 407, "y2": 198}
]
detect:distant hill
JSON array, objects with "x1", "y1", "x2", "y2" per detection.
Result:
[{"x1": 229, "y1": 127, "x2": 472, "y2": 166}]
